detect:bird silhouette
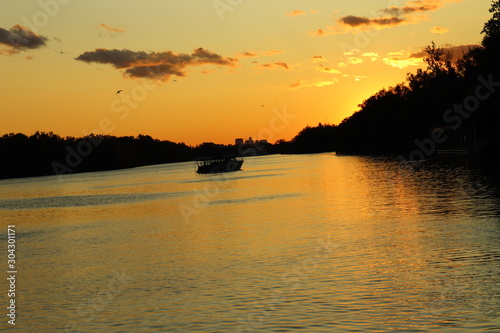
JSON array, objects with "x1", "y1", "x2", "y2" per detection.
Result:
[{"x1": 116, "y1": 90, "x2": 123, "y2": 95}]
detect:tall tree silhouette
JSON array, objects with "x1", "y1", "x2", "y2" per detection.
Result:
[{"x1": 482, "y1": 0, "x2": 500, "y2": 41}]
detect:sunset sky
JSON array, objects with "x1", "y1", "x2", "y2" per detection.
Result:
[{"x1": 0, "y1": 0, "x2": 491, "y2": 145}]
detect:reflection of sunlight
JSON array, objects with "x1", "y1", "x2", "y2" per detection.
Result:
[
  {"x1": 391, "y1": 174, "x2": 421, "y2": 216},
  {"x1": 3, "y1": 154, "x2": 500, "y2": 332}
]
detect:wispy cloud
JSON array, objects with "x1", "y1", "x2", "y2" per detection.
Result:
[
  {"x1": 310, "y1": 29, "x2": 327, "y2": 37},
  {"x1": 75, "y1": 48, "x2": 238, "y2": 81},
  {"x1": 310, "y1": 56, "x2": 342, "y2": 73},
  {"x1": 381, "y1": 0, "x2": 462, "y2": 16},
  {"x1": 382, "y1": 43, "x2": 478, "y2": 69},
  {"x1": 339, "y1": 50, "x2": 378, "y2": 66},
  {"x1": 238, "y1": 51, "x2": 258, "y2": 57},
  {"x1": 362, "y1": 52, "x2": 379, "y2": 61},
  {"x1": 339, "y1": 15, "x2": 406, "y2": 28},
  {"x1": 237, "y1": 50, "x2": 284, "y2": 58},
  {"x1": 408, "y1": 44, "x2": 480, "y2": 62},
  {"x1": 257, "y1": 62, "x2": 290, "y2": 70},
  {"x1": 311, "y1": 0, "x2": 463, "y2": 36},
  {"x1": 97, "y1": 24, "x2": 124, "y2": 33},
  {"x1": 288, "y1": 78, "x2": 338, "y2": 90},
  {"x1": 0, "y1": 25, "x2": 48, "y2": 55},
  {"x1": 285, "y1": 9, "x2": 318, "y2": 16},
  {"x1": 347, "y1": 57, "x2": 363, "y2": 64},
  {"x1": 342, "y1": 74, "x2": 367, "y2": 81},
  {"x1": 383, "y1": 51, "x2": 424, "y2": 69},
  {"x1": 311, "y1": 55, "x2": 327, "y2": 63},
  {"x1": 316, "y1": 64, "x2": 341, "y2": 74},
  {"x1": 431, "y1": 26, "x2": 449, "y2": 34},
  {"x1": 286, "y1": 10, "x2": 306, "y2": 17}
]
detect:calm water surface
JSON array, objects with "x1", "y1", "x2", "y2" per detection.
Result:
[{"x1": 1, "y1": 154, "x2": 500, "y2": 332}]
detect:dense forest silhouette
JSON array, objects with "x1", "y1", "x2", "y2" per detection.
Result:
[{"x1": 2, "y1": 1, "x2": 500, "y2": 179}]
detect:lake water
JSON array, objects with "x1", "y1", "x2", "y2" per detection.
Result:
[{"x1": 1, "y1": 154, "x2": 500, "y2": 332}]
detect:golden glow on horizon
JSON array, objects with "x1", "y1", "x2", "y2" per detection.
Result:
[{"x1": 0, "y1": 0, "x2": 491, "y2": 145}]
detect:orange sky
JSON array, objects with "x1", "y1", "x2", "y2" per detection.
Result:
[{"x1": 0, "y1": 0, "x2": 491, "y2": 145}]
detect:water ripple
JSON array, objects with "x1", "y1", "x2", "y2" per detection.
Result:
[{"x1": 0, "y1": 191, "x2": 189, "y2": 210}]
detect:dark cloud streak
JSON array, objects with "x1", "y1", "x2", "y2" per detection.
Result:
[
  {"x1": 339, "y1": 15, "x2": 404, "y2": 27},
  {"x1": 313, "y1": 0, "x2": 464, "y2": 35},
  {"x1": 75, "y1": 47, "x2": 238, "y2": 80},
  {"x1": 257, "y1": 62, "x2": 290, "y2": 70},
  {"x1": 0, "y1": 25, "x2": 48, "y2": 54},
  {"x1": 381, "y1": 4, "x2": 439, "y2": 16},
  {"x1": 409, "y1": 44, "x2": 480, "y2": 61}
]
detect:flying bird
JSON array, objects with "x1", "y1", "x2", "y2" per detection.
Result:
[{"x1": 116, "y1": 90, "x2": 123, "y2": 95}]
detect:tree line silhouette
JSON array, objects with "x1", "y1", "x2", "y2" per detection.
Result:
[
  {"x1": 1, "y1": 1, "x2": 500, "y2": 179},
  {"x1": 294, "y1": 0, "x2": 500, "y2": 158}
]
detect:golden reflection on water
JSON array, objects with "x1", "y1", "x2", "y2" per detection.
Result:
[{"x1": 1, "y1": 154, "x2": 500, "y2": 331}]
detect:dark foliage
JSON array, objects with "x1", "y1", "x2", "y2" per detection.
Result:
[
  {"x1": 0, "y1": 133, "x2": 195, "y2": 179},
  {"x1": 335, "y1": 1, "x2": 500, "y2": 157},
  {"x1": 291, "y1": 123, "x2": 337, "y2": 153}
]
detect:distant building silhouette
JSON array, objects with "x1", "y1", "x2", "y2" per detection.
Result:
[{"x1": 236, "y1": 137, "x2": 267, "y2": 146}]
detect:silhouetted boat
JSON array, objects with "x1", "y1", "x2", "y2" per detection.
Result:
[{"x1": 195, "y1": 155, "x2": 243, "y2": 174}]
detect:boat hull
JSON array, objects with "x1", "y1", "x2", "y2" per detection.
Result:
[{"x1": 196, "y1": 159, "x2": 243, "y2": 174}]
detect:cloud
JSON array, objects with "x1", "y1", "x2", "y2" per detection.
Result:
[
  {"x1": 381, "y1": 44, "x2": 478, "y2": 69},
  {"x1": 339, "y1": 15, "x2": 406, "y2": 28},
  {"x1": 383, "y1": 51, "x2": 424, "y2": 68},
  {"x1": 257, "y1": 62, "x2": 290, "y2": 70},
  {"x1": 442, "y1": 44, "x2": 480, "y2": 59},
  {"x1": 348, "y1": 57, "x2": 363, "y2": 64},
  {"x1": 286, "y1": 9, "x2": 318, "y2": 17},
  {"x1": 310, "y1": 29, "x2": 325, "y2": 37},
  {"x1": 237, "y1": 50, "x2": 284, "y2": 58},
  {"x1": 288, "y1": 78, "x2": 338, "y2": 90},
  {"x1": 314, "y1": 80, "x2": 337, "y2": 87},
  {"x1": 97, "y1": 24, "x2": 124, "y2": 33},
  {"x1": 286, "y1": 10, "x2": 305, "y2": 17},
  {"x1": 362, "y1": 52, "x2": 379, "y2": 61},
  {"x1": 317, "y1": 64, "x2": 341, "y2": 74},
  {"x1": 342, "y1": 74, "x2": 367, "y2": 81},
  {"x1": 310, "y1": 56, "x2": 341, "y2": 73},
  {"x1": 408, "y1": 44, "x2": 480, "y2": 62},
  {"x1": 261, "y1": 50, "x2": 285, "y2": 56},
  {"x1": 338, "y1": 49, "x2": 378, "y2": 66},
  {"x1": 380, "y1": 0, "x2": 462, "y2": 16},
  {"x1": 431, "y1": 26, "x2": 449, "y2": 34},
  {"x1": 311, "y1": 0, "x2": 463, "y2": 36},
  {"x1": 75, "y1": 47, "x2": 238, "y2": 81},
  {"x1": 289, "y1": 80, "x2": 306, "y2": 89},
  {"x1": 238, "y1": 51, "x2": 258, "y2": 57},
  {"x1": 0, "y1": 25, "x2": 48, "y2": 55},
  {"x1": 311, "y1": 55, "x2": 327, "y2": 63}
]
